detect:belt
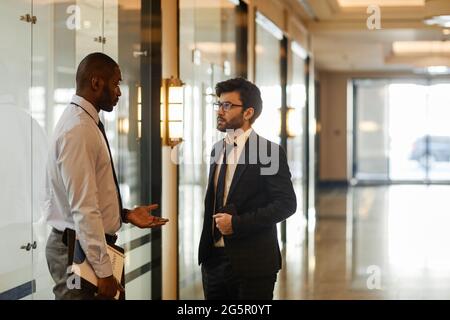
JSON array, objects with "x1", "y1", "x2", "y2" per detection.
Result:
[
  {"x1": 52, "y1": 227, "x2": 63, "y2": 235},
  {"x1": 53, "y1": 227, "x2": 117, "y2": 245}
]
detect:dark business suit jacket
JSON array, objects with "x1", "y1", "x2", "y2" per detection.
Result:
[{"x1": 198, "y1": 130, "x2": 297, "y2": 277}]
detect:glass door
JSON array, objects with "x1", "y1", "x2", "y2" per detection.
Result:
[
  {"x1": 388, "y1": 81, "x2": 428, "y2": 181},
  {"x1": 30, "y1": 0, "x2": 104, "y2": 299},
  {"x1": 254, "y1": 11, "x2": 283, "y2": 245},
  {"x1": 179, "y1": 0, "x2": 238, "y2": 299},
  {"x1": 254, "y1": 12, "x2": 282, "y2": 145},
  {"x1": 76, "y1": 0, "x2": 103, "y2": 64},
  {"x1": 112, "y1": 0, "x2": 151, "y2": 300},
  {"x1": 426, "y1": 80, "x2": 450, "y2": 181},
  {"x1": 0, "y1": 0, "x2": 34, "y2": 300},
  {"x1": 354, "y1": 79, "x2": 450, "y2": 183},
  {"x1": 28, "y1": 0, "x2": 150, "y2": 299},
  {"x1": 31, "y1": 0, "x2": 65, "y2": 299},
  {"x1": 354, "y1": 80, "x2": 390, "y2": 181},
  {"x1": 286, "y1": 41, "x2": 307, "y2": 247}
]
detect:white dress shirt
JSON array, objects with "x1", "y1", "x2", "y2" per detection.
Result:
[
  {"x1": 213, "y1": 127, "x2": 253, "y2": 247},
  {"x1": 43, "y1": 95, "x2": 121, "y2": 278}
]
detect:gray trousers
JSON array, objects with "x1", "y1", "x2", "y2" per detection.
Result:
[{"x1": 45, "y1": 228, "x2": 96, "y2": 300}]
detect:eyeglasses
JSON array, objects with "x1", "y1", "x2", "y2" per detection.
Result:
[{"x1": 213, "y1": 101, "x2": 243, "y2": 112}]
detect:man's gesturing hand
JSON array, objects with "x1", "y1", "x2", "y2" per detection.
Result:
[{"x1": 127, "y1": 204, "x2": 169, "y2": 228}]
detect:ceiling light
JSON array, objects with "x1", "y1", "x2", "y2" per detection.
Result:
[
  {"x1": 337, "y1": 0, "x2": 424, "y2": 8},
  {"x1": 426, "y1": 65, "x2": 450, "y2": 74},
  {"x1": 255, "y1": 12, "x2": 283, "y2": 40},
  {"x1": 424, "y1": 15, "x2": 450, "y2": 28},
  {"x1": 392, "y1": 41, "x2": 450, "y2": 55},
  {"x1": 227, "y1": 0, "x2": 239, "y2": 5}
]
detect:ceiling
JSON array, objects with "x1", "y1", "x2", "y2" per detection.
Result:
[{"x1": 298, "y1": 0, "x2": 450, "y2": 72}]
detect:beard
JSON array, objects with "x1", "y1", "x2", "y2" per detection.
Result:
[
  {"x1": 217, "y1": 113, "x2": 245, "y2": 132},
  {"x1": 98, "y1": 86, "x2": 115, "y2": 112}
]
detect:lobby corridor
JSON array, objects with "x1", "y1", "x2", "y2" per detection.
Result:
[{"x1": 275, "y1": 185, "x2": 450, "y2": 299}]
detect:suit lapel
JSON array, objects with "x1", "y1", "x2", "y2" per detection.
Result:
[
  {"x1": 207, "y1": 140, "x2": 222, "y2": 191},
  {"x1": 208, "y1": 162, "x2": 217, "y2": 189}
]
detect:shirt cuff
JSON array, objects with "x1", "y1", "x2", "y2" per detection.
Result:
[{"x1": 93, "y1": 258, "x2": 114, "y2": 278}]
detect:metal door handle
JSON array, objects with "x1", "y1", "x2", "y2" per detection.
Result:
[
  {"x1": 20, "y1": 243, "x2": 32, "y2": 251},
  {"x1": 94, "y1": 36, "x2": 106, "y2": 44},
  {"x1": 20, "y1": 14, "x2": 31, "y2": 23},
  {"x1": 133, "y1": 50, "x2": 147, "y2": 58}
]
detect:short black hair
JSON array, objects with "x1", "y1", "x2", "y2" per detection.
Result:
[
  {"x1": 215, "y1": 78, "x2": 263, "y2": 124},
  {"x1": 76, "y1": 52, "x2": 119, "y2": 90}
]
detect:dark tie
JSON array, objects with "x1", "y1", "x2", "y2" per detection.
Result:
[
  {"x1": 98, "y1": 120, "x2": 123, "y2": 219},
  {"x1": 213, "y1": 141, "x2": 236, "y2": 242}
]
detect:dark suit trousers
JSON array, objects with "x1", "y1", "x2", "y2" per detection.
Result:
[{"x1": 201, "y1": 247, "x2": 277, "y2": 300}]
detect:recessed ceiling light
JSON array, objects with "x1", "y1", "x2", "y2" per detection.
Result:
[
  {"x1": 424, "y1": 15, "x2": 450, "y2": 28},
  {"x1": 427, "y1": 66, "x2": 450, "y2": 74},
  {"x1": 338, "y1": 0, "x2": 424, "y2": 8},
  {"x1": 392, "y1": 41, "x2": 450, "y2": 55}
]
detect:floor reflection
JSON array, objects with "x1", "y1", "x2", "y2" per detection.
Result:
[
  {"x1": 180, "y1": 185, "x2": 450, "y2": 299},
  {"x1": 277, "y1": 185, "x2": 450, "y2": 299}
]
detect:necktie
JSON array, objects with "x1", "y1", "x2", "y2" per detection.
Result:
[
  {"x1": 213, "y1": 141, "x2": 235, "y2": 242},
  {"x1": 98, "y1": 120, "x2": 123, "y2": 219}
]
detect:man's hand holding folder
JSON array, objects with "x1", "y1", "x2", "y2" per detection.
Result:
[{"x1": 98, "y1": 274, "x2": 124, "y2": 299}]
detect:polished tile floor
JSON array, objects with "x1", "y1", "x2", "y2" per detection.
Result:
[
  {"x1": 181, "y1": 185, "x2": 450, "y2": 299},
  {"x1": 275, "y1": 185, "x2": 450, "y2": 299}
]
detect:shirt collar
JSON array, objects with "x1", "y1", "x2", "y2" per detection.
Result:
[
  {"x1": 225, "y1": 127, "x2": 253, "y2": 148},
  {"x1": 71, "y1": 94, "x2": 100, "y2": 125}
]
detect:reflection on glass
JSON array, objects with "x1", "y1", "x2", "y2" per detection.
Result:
[
  {"x1": 286, "y1": 42, "x2": 307, "y2": 248},
  {"x1": 0, "y1": 0, "x2": 38, "y2": 299},
  {"x1": 354, "y1": 80, "x2": 390, "y2": 181},
  {"x1": 254, "y1": 13, "x2": 282, "y2": 144},
  {"x1": 388, "y1": 82, "x2": 427, "y2": 181},
  {"x1": 355, "y1": 79, "x2": 450, "y2": 182},
  {"x1": 179, "y1": 0, "x2": 238, "y2": 299},
  {"x1": 0, "y1": 0, "x2": 151, "y2": 299},
  {"x1": 426, "y1": 82, "x2": 450, "y2": 180}
]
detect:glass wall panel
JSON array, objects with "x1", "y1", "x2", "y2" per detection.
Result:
[
  {"x1": 286, "y1": 41, "x2": 307, "y2": 247},
  {"x1": 0, "y1": 0, "x2": 34, "y2": 300},
  {"x1": 254, "y1": 12, "x2": 282, "y2": 246},
  {"x1": 354, "y1": 80, "x2": 390, "y2": 181},
  {"x1": 113, "y1": 0, "x2": 150, "y2": 300},
  {"x1": 388, "y1": 82, "x2": 428, "y2": 181},
  {"x1": 426, "y1": 80, "x2": 450, "y2": 181},
  {"x1": 31, "y1": 0, "x2": 69, "y2": 299},
  {"x1": 354, "y1": 79, "x2": 450, "y2": 182},
  {"x1": 0, "y1": 0, "x2": 152, "y2": 300},
  {"x1": 179, "y1": 0, "x2": 238, "y2": 299},
  {"x1": 254, "y1": 12, "x2": 282, "y2": 145}
]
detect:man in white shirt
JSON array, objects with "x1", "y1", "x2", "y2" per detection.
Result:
[{"x1": 44, "y1": 52, "x2": 168, "y2": 300}]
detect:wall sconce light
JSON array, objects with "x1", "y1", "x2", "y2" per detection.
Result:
[
  {"x1": 286, "y1": 107, "x2": 300, "y2": 138},
  {"x1": 161, "y1": 77, "x2": 184, "y2": 147},
  {"x1": 137, "y1": 85, "x2": 142, "y2": 139},
  {"x1": 118, "y1": 117, "x2": 129, "y2": 135}
]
